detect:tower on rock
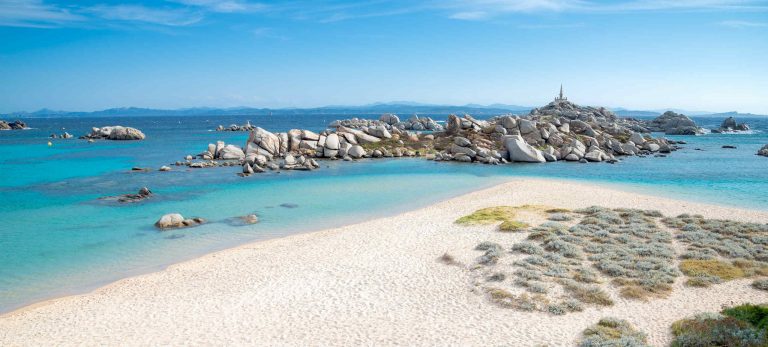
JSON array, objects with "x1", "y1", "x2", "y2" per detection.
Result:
[{"x1": 555, "y1": 84, "x2": 567, "y2": 101}]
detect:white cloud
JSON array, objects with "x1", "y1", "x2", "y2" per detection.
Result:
[
  {"x1": 0, "y1": 0, "x2": 83, "y2": 28},
  {"x1": 169, "y1": 0, "x2": 267, "y2": 13},
  {"x1": 446, "y1": 0, "x2": 768, "y2": 20},
  {"x1": 86, "y1": 5, "x2": 203, "y2": 27}
]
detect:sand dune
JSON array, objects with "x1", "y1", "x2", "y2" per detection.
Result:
[{"x1": 2, "y1": 178, "x2": 767, "y2": 346}]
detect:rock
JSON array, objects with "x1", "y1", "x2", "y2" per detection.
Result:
[
  {"x1": 243, "y1": 163, "x2": 254, "y2": 174},
  {"x1": 0, "y1": 120, "x2": 27, "y2": 130},
  {"x1": 518, "y1": 119, "x2": 536, "y2": 134},
  {"x1": 446, "y1": 114, "x2": 461, "y2": 135},
  {"x1": 301, "y1": 130, "x2": 320, "y2": 141},
  {"x1": 84, "y1": 126, "x2": 146, "y2": 140},
  {"x1": 451, "y1": 144, "x2": 476, "y2": 157},
  {"x1": 722, "y1": 145, "x2": 737, "y2": 149},
  {"x1": 366, "y1": 125, "x2": 391, "y2": 139},
  {"x1": 348, "y1": 145, "x2": 366, "y2": 158},
  {"x1": 248, "y1": 127, "x2": 281, "y2": 156},
  {"x1": 379, "y1": 114, "x2": 400, "y2": 125},
  {"x1": 645, "y1": 143, "x2": 660, "y2": 152},
  {"x1": 714, "y1": 117, "x2": 750, "y2": 132},
  {"x1": 454, "y1": 137, "x2": 471, "y2": 147},
  {"x1": 629, "y1": 132, "x2": 646, "y2": 145},
  {"x1": 241, "y1": 214, "x2": 259, "y2": 224},
  {"x1": 503, "y1": 135, "x2": 545, "y2": 163},
  {"x1": 154, "y1": 213, "x2": 205, "y2": 230},
  {"x1": 219, "y1": 144, "x2": 245, "y2": 160},
  {"x1": 325, "y1": 133, "x2": 340, "y2": 150},
  {"x1": 646, "y1": 111, "x2": 704, "y2": 135},
  {"x1": 757, "y1": 145, "x2": 768, "y2": 157},
  {"x1": 159, "y1": 166, "x2": 171, "y2": 171},
  {"x1": 338, "y1": 126, "x2": 381, "y2": 144}
]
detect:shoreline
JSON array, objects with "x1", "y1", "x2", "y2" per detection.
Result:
[{"x1": 2, "y1": 178, "x2": 768, "y2": 345}]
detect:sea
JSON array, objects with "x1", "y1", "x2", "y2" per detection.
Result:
[{"x1": 0, "y1": 113, "x2": 766, "y2": 313}]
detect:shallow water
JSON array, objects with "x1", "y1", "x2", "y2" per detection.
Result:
[{"x1": 0, "y1": 114, "x2": 766, "y2": 312}]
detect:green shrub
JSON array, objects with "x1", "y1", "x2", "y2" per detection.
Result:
[
  {"x1": 670, "y1": 314, "x2": 767, "y2": 347},
  {"x1": 752, "y1": 279, "x2": 768, "y2": 291},
  {"x1": 579, "y1": 317, "x2": 649, "y2": 347},
  {"x1": 722, "y1": 304, "x2": 768, "y2": 330}
]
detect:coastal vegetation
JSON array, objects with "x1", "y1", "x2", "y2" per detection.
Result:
[
  {"x1": 453, "y1": 205, "x2": 768, "y2": 315},
  {"x1": 578, "y1": 318, "x2": 649, "y2": 347},
  {"x1": 670, "y1": 304, "x2": 768, "y2": 346}
]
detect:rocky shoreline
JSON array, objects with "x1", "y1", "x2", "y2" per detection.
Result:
[
  {"x1": 181, "y1": 99, "x2": 687, "y2": 175},
  {"x1": 0, "y1": 120, "x2": 27, "y2": 130}
]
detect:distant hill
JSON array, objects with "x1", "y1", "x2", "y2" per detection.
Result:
[
  {"x1": 2, "y1": 103, "x2": 533, "y2": 118},
  {"x1": 4, "y1": 104, "x2": 764, "y2": 119},
  {"x1": 696, "y1": 111, "x2": 768, "y2": 118}
]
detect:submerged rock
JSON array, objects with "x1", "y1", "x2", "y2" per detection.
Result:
[
  {"x1": 154, "y1": 213, "x2": 206, "y2": 230},
  {"x1": 758, "y1": 144, "x2": 768, "y2": 157}
]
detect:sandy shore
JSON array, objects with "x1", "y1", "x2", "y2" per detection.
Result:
[{"x1": 1, "y1": 178, "x2": 767, "y2": 346}]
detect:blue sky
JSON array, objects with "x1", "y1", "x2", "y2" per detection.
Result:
[{"x1": 1, "y1": 0, "x2": 767, "y2": 113}]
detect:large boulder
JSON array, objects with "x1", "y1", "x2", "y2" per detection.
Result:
[
  {"x1": 714, "y1": 117, "x2": 750, "y2": 133},
  {"x1": 348, "y1": 145, "x2": 366, "y2": 158},
  {"x1": 379, "y1": 114, "x2": 400, "y2": 125},
  {"x1": 0, "y1": 120, "x2": 27, "y2": 130},
  {"x1": 338, "y1": 126, "x2": 380, "y2": 144},
  {"x1": 325, "y1": 133, "x2": 340, "y2": 150},
  {"x1": 154, "y1": 213, "x2": 206, "y2": 230},
  {"x1": 646, "y1": 111, "x2": 704, "y2": 135},
  {"x1": 446, "y1": 114, "x2": 461, "y2": 135},
  {"x1": 248, "y1": 127, "x2": 281, "y2": 156},
  {"x1": 219, "y1": 144, "x2": 245, "y2": 160},
  {"x1": 86, "y1": 126, "x2": 146, "y2": 140},
  {"x1": 503, "y1": 135, "x2": 545, "y2": 163}
]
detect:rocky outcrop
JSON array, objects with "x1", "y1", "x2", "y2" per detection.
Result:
[
  {"x1": 712, "y1": 117, "x2": 750, "y2": 133},
  {"x1": 82, "y1": 126, "x2": 146, "y2": 140},
  {"x1": 645, "y1": 111, "x2": 703, "y2": 135},
  {"x1": 154, "y1": 213, "x2": 205, "y2": 230},
  {"x1": 758, "y1": 145, "x2": 768, "y2": 157},
  {"x1": 216, "y1": 121, "x2": 254, "y2": 132},
  {"x1": 183, "y1": 98, "x2": 679, "y2": 175},
  {"x1": 50, "y1": 132, "x2": 73, "y2": 139},
  {"x1": 100, "y1": 187, "x2": 153, "y2": 203},
  {"x1": 330, "y1": 114, "x2": 443, "y2": 132},
  {"x1": 0, "y1": 120, "x2": 27, "y2": 130}
]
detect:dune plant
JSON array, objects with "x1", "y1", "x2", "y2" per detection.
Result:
[{"x1": 579, "y1": 318, "x2": 649, "y2": 347}]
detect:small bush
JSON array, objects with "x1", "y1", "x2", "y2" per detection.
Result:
[
  {"x1": 670, "y1": 313, "x2": 767, "y2": 347},
  {"x1": 548, "y1": 213, "x2": 573, "y2": 222},
  {"x1": 579, "y1": 317, "x2": 649, "y2": 347},
  {"x1": 722, "y1": 304, "x2": 768, "y2": 330},
  {"x1": 752, "y1": 279, "x2": 768, "y2": 291},
  {"x1": 563, "y1": 281, "x2": 614, "y2": 306},
  {"x1": 438, "y1": 253, "x2": 457, "y2": 265},
  {"x1": 545, "y1": 208, "x2": 571, "y2": 213},
  {"x1": 475, "y1": 241, "x2": 502, "y2": 251},
  {"x1": 512, "y1": 241, "x2": 544, "y2": 255},
  {"x1": 487, "y1": 272, "x2": 506, "y2": 282},
  {"x1": 680, "y1": 259, "x2": 745, "y2": 282},
  {"x1": 499, "y1": 220, "x2": 530, "y2": 232},
  {"x1": 456, "y1": 206, "x2": 517, "y2": 225}
]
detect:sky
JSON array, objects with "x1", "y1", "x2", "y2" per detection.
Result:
[{"x1": 0, "y1": 0, "x2": 767, "y2": 114}]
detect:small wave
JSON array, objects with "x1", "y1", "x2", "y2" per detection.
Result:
[{"x1": 710, "y1": 129, "x2": 762, "y2": 135}]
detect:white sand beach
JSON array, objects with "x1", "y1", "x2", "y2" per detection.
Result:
[{"x1": 1, "y1": 178, "x2": 767, "y2": 346}]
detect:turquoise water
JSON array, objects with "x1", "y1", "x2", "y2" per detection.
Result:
[{"x1": 0, "y1": 114, "x2": 766, "y2": 312}]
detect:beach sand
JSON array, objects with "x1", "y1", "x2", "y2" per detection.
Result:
[{"x1": 1, "y1": 178, "x2": 767, "y2": 346}]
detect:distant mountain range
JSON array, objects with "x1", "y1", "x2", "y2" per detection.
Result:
[{"x1": 2, "y1": 103, "x2": 765, "y2": 119}]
